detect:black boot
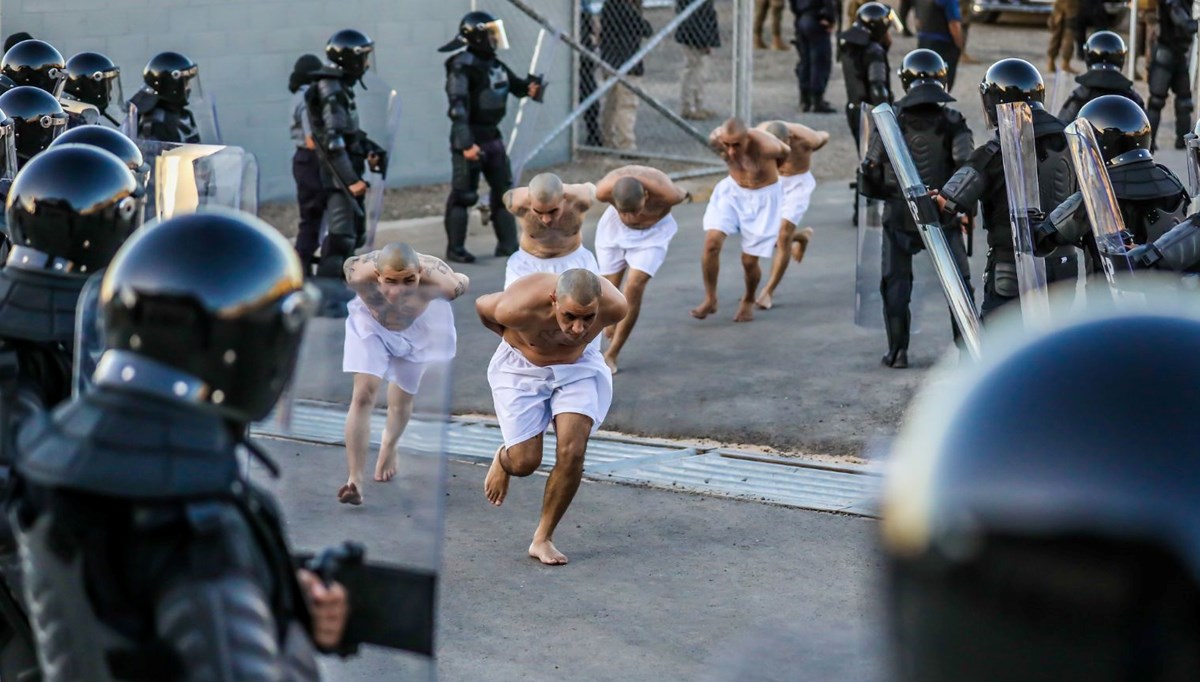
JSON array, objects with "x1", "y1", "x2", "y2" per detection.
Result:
[
  {"x1": 810, "y1": 94, "x2": 836, "y2": 113},
  {"x1": 446, "y1": 247, "x2": 476, "y2": 264},
  {"x1": 882, "y1": 314, "x2": 910, "y2": 369},
  {"x1": 801, "y1": 91, "x2": 812, "y2": 112}
]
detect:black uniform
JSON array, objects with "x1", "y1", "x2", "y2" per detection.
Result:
[
  {"x1": 1035, "y1": 154, "x2": 1189, "y2": 267},
  {"x1": 1126, "y1": 212, "x2": 1200, "y2": 272},
  {"x1": 839, "y1": 25, "x2": 892, "y2": 145},
  {"x1": 129, "y1": 87, "x2": 200, "y2": 144},
  {"x1": 861, "y1": 83, "x2": 974, "y2": 362},
  {"x1": 940, "y1": 107, "x2": 1076, "y2": 319},
  {"x1": 1146, "y1": 0, "x2": 1197, "y2": 148},
  {"x1": 791, "y1": 0, "x2": 837, "y2": 111},
  {"x1": 306, "y1": 66, "x2": 382, "y2": 278},
  {"x1": 443, "y1": 47, "x2": 534, "y2": 259},
  {"x1": 1057, "y1": 68, "x2": 1145, "y2": 122}
]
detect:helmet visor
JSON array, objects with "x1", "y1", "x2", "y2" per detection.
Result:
[
  {"x1": 485, "y1": 20, "x2": 510, "y2": 51},
  {"x1": 102, "y1": 73, "x2": 125, "y2": 125}
]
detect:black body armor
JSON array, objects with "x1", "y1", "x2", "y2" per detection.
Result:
[
  {"x1": 444, "y1": 48, "x2": 532, "y2": 151},
  {"x1": 129, "y1": 87, "x2": 199, "y2": 144}
]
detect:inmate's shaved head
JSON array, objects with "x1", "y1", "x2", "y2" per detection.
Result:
[
  {"x1": 764, "y1": 121, "x2": 789, "y2": 142},
  {"x1": 555, "y1": 268, "x2": 602, "y2": 306},
  {"x1": 720, "y1": 117, "x2": 748, "y2": 139},
  {"x1": 529, "y1": 173, "x2": 565, "y2": 204},
  {"x1": 377, "y1": 242, "x2": 419, "y2": 273},
  {"x1": 612, "y1": 176, "x2": 646, "y2": 213}
]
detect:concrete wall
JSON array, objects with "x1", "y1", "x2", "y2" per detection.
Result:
[{"x1": 0, "y1": 0, "x2": 574, "y2": 201}]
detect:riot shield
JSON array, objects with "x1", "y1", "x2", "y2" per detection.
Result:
[
  {"x1": 871, "y1": 104, "x2": 983, "y2": 358},
  {"x1": 188, "y1": 77, "x2": 222, "y2": 145},
  {"x1": 257, "y1": 258, "x2": 453, "y2": 676},
  {"x1": 1065, "y1": 118, "x2": 1137, "y2": 288},
  {"x1": 135, "y1": 140, "x2": 258, "y2": 221},
  {"x1": 1185, "y1": 130, "x2": 1199, "y2": 201},
  {"x1": 508, "y1": 27, "x2": 558, "y2": 184},
  {"x1": 1048, "y1": 70, "x2": 1069, "y2": 118},
  {"x1": 72, "y1": 272, "x2": 104, "y2": 398},
  {"x1": 996, "y1": 102, "x2": 1051, "y2": 327},
  {"x1": 854, "y1": 103, "x2": 886, "y2": 329},
  {"x1": 357, "y1": 71, "x2": 401, "y2": 250},
  {"x1": 120, "y1": 101, "x2": 137, "y2": 140}
]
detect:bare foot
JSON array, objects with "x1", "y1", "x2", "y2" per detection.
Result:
[
  {"x1": 754, "y1": 291, "x2": 774, "y2": 310},
  {"x1": 484, "y1": 445, "x2": 510, "y2": 506},
  {"x1": 528, "y1": 538, "x2": 568, "y2": 565},
  {"x1": 792, "y1": 227, "x2": 814, "y2": 264},
  {"x1": 690, "y1": 299, "x2": 718, "y2": 319},
  {"x1": 374, "y1": 448, "x2": 397, "y2": 482},
  {"x1": 337, "y1": 482, "x2": 362, "y2": 506},
  {"x1": 603, "y1": 352, "x2": 619, "y2": 375},
  {"x1": 734, "y1": 300, "x2": 755, "y2": 322}
]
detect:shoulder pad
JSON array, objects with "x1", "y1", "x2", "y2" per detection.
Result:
[
  {"x1": 942, "y1": 107, "x2": 966, "y2": 124},
  {"x1": 311, "y1": 65, "x2": 346, "y2": 80},
  {"x1": 447, "y1": 51, "x2": 479, "y2": 70},
  {"x1": 129, "y1": 88, "x2": 158, "y2": 114},
  {"x1": 316, "y1": 77, "x2": 346, "y2": 99},
  {"x1": 839, "y1": 28, "x2": 870, "y2": 46},
  {"x1": 0, "y1": 268, "x2": 84, "y2": 345},
  {"x1": 1109, "y1": 162, "x2": 1187, "y2": 200}
]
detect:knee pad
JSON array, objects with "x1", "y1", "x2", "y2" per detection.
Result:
[
  {"x1": 991, "y1": 261, "x2": 1019, "y2": 298},
  {"x1": 1177, "y1": 97, "x2": 1194, "y2": 114},
  {"x1": 1148, "y1": 94, "x2": 1168, "y2": 112},
  {"x1": 449, "y1": 189, "x2": 479, "y2": 208}
]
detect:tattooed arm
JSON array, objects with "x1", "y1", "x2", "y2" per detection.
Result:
[
  {"x1": 418, "y1": 254, "x2": 470, "y2": 301},
  {"x1": 344, "y1": 251, "x2": 381, "y2": 298}
]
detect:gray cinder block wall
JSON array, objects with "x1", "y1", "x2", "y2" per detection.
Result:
[{"x1": 0, "y1": 0, "x2": 573, "y2": 201}]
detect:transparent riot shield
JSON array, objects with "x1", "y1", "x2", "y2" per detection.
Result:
[
  {"x1": 135, "y1": 141, "x2": 258, "y2": 221},
  {"x1": 996, "y1": 102, "x2": 1051, "y2": 327},
  {"x1": 508, "y1": 27, "x2": 558, "y2": 185},
  {"x1": 72, "y1": 272, "x2": 104, "y2": 398},
  {"x1": 1065, "y1": 118, "x2": 1137, "y2": 289},
  {"x1": 189, "y1": 91, "x2": 222, "y2": 145},
  {"x1": 120, "y1": 101, "x2": 138, "y2": 139},
  {"x1": 871, "y1": 104, "x2": 983, "y2": 358},
  {"x1": 1048, "y1": 70, "x2": 1070, "y2": 118},
  {"x1": 357, "y1": 71, "x2": 400, "y2": 250},
  {"x1": 1185, "y1": 129, "x2": 1199, "y2": 201},
  {"x1": 257, "y1": 260, "x2": 452, "y2": 678},
  {"x1": 854, "y1": 103, "x2": 886, "y2": 329}
]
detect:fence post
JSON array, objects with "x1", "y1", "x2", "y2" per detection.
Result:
[
  {"x1": 1127, "y1": 0, "x2": 1138, "y2": 81},
  {"x1": 733, "y1": 0, "x2": 754, "y2": 123}
]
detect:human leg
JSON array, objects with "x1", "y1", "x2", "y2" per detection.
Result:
[
  {"x1": 374, "y1": 382, "x2": 415, "y2": 482},
  {"x1": 484, "y1": 433, "x2": 546, "y2": 506},
  {"x1": 691, "y1": 230, "x2": 726, "y2": 318},
  {"x1": 341, "y1": 373, "x2": 382, "y2": 504},
  {"x1": 736, "y1": 252, "x2": 762, "y2": 322},
  {"x1": 756, "y1": 220, "x2": 797, "y2": 309},
  {"x1": 530, "y1": 412, "x2": 594, "y2": 565},
  {"x1": 880, "y1": 227, "x2": 916, "y2": 368},
  {"x1": 480, "y1": 139, "x2": 519, "y2": 254},
  {"x1": 604, "y1": 268, "x2": 651, "y2": 373},
  {"x1": 445, "y1": 151, "x2": 481, "y2": 262}
]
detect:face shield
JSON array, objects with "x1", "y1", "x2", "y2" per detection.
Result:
[
  {"x1": 887, "y1": 9, "x2": 905, "y2": 34},
  {"x1": 484, "y1": 20, "x2": 510, "y2": 51},
  {"x1": 96, "y1": 70, "x2": 124, "y2": 124}
]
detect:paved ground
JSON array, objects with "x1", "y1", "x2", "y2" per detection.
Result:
[{"x1": 256, "y1": 439, "x2": 887, "y2": 682}]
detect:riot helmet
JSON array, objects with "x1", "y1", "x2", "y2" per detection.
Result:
[
  {"x1": 1185, "y1": 119, "x2": 1199, "y2": 198},
  {"x1": 0, "y1": 39, "x2": 65, "y2": 98},
  {"x1": 0, "y1": 86, "x2": 67, "y2": 164},
  {"x1": 325, "y1": 29, "x2": 374, "y2": 80},
  {"x1": 4, "y1": 145, "x2": 144, "y2": 276},
  {"x1": 1078, "y1": 95, "x2": 1152, "y2": 167},
  {"x1": 980, "y1": 58, "x2": 1045, "y2": 128},
  {"x1": 883, "y1": 304, "x2": 1200, "y2": 681},
  {"x1": 50, "y1": 125, "x2": 149, "y2": 189},
  {"x1": 63, "y1": 51, "x2": 123, "y2": 124},
  {"x1": 855, "y1": 3, "x2": 900, "y2": 42},
  {"x1": 440, "y1": 11, "x2": 510, "y2": 53},
  {"x1": 142, "y1": 51, "x2": 198, "y2": 107},
  {"x1": 98, "y1": 209, "x2": 318, "y2": 424},
  {"x1": 899, "y1": 49, "x2": 949, "y2": 92},
  {"x1": 1082, "y1": 31, "x2": 1127, "y2": 71}
]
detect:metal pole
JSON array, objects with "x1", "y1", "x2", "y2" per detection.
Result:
[
  {"x1": 508, "y1": 28, "x2": 547, "y2": 154},
  {"x1": 505, "y1": 0, "x2": 715, "y2": 168},
  {"x1": 1128, "y1": 0, "x2": 1138, "y2": 81},
  {"x1": 733, "y1": 0, "x2": 754, "y2": 122}
]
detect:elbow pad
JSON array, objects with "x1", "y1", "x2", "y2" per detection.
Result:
[
  {"x1": 940, "y1": 166, "x2": 985, "y2": 215},
  {"x1": 951, "y1": 129, "x2": 975, "y2": 168},
  {"x1": 1147, "y1": 219, "x2": 1200, "y2": 271},
  {"x1": 1045, "y1": 192, "x2": 1088, "y2": 246}
]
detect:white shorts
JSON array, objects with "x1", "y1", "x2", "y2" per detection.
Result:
[
  {"x1": 342, "y1": 297, "x2": 457, "y2": 394},
  {"x1": 504, "y1": 245, "x2": 601, "y2": 289},
  {"x1": 779, "y1": 171, "x2": 816, "y2": 227},
  {"x1": 487, "y1": 341, "x2": 614, "y2": 447},
  {"x1": 594, "y1": 206, "x2": 678, "y2": 277},
  {"x1": 702, "y1": 176, "x2": 783, "y2": 258}
]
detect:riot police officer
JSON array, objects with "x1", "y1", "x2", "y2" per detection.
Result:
[
  {"x1": 1145, "y1": 0, "x2": 1196, "y2": 149},
  {"x1": 0, "y1": 86, "x2": 67, "y2": 168},
  {"x1": 9, "y1": 210, "x2": 350, "y2": 681},
  {"x1": 306, "y1": 29, "x2": 386, "y2": 280},
  {"x1": 0, "y1": 143, "x2": 147, "y2": 682},
  {"x1": 128, "y1": 51, "x2": 201, "y2": 144},
  {"x1": 1036, "y1": 96, "x2": 1189, "y2": 268},
  {"x1": 861, "y1": 50, "x2": 974, "y2": 369},
  {"x1": 1058, "y1": 31, "x2": 1145, "y2": 122},
  {"x1": 838, "y1": 2, "x2": 896, "y2": 145},
  {"x1": 937, "y1": 58, "x2": 1076, "y2": 319},
  {"x1": 440, "y1": 10, "x2": 544, "y2": 263},
  {"x1": 60, "y1": 51, "x2": 123, "y2": 127},
  {"x1": 791, "y1": 0, "x2": 838, "y2": 113},
  {"x1": 882, "y1": 306, "x2": 1200, "y2": 681},
  {"x1": 0, "y1": 39, "x2": 65, "y2": 97}
]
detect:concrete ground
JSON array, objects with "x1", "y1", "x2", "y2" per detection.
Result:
[{"x1": 258, "y1": 439, "x2": 887, "y2": 682}]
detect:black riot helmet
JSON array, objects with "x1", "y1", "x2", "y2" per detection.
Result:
[
  {"x1": 882, "y1": 305, "x2": 1200, "y2": 682},
  {"x1": 63, "y1": 51, "x2": 123, "y2": 120},
  {"x1": 1078, "y1": 95, "x2": 1152, "y2": 166},
  {"x1": 979, "y1": 58, "x2": 1045, "y2": 128},
  {"x1": 855, "y1": 2, "x2": 899, "y2": 42},
  {"x1": 0, "y1": 86, "x2": 67, "y2": 164},
  {"x1": 1082, "y1": 31, "x2": 1127, "y2": 71},
  {"x1": 325, "y1": 29, "x2": 374, "y2": 80},
  {"x1": 142, "y1": 51, "x2": 197, "y2": 107},
  {"x1": 0, "y1": 39, "x2": 65, "y2": 97},
  {"x1": 440, "y1": 11, "x2": 510, "y2": 53},
  {"x1": 5, "y1": 145, "x2": 144, "y2": 276},
  {"x1": 99, "y1": 209, "x2": 318, "y2": 424},
  {"x1": 900, "y1": 49, "x2": 949, "y2": 92},
  {"x1": 50, "y1": 125, "x2": 149, "y2": 188}
]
